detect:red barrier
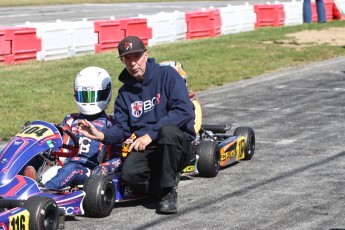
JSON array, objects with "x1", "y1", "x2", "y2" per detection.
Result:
[
  {"x1": 185, "y1": 8, "x2": 221, "y2": 40},
  {"x1": 312, "y1": 0, "x2": 334, "y2": 22},
  {"x1": 333, "y1": 2, "x2": 345, "y2": 20},
  {"x1": 120, "y1": 18, "x2": 152, "y2": 46},
  {"x1": 254, "y1": 4, "x2": 285, "y2": 29},
  {"x1": 94, "y1": 18, "x2": 152, "y2": 53},
  {"x1": 0, "y1": 26, "x2": 41, "y2": 64},
  {"x1": 0, "y1": 28, "x2": 11, "y2": 63},
  {"x1": 94, "y1": 20, "x2": 123, "y2": 53}
]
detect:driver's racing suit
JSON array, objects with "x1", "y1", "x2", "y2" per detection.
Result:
[{"x1": 45, "y1": 112, "x2": 121, "y2": 190}]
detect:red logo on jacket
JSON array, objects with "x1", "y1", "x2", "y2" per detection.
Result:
[{"x1": 131, "y1": 101, "x2": 143, "y2": 118}]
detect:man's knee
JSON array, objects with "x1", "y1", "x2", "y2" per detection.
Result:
[
  {"x1": 158, "y1": 125, "x2": 182, "y2": 144},
  {"x1": 122, "y1": 161, "x2": 144, "y2": 183}
]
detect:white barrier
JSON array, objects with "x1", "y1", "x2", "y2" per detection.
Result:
[
  {"x1": 57, "y1": 19, "x2": 98, "y2": 57},
  {"x1": 334, "y1": 0, "x2": 345, "y2": 16},
  {"x1": 138, "y1": 11, "x2": 187, "y2": 47},
  {"x1": 20, "y1": 19, "x2": 97, "y2": 61},
  {"x1": 238, "y1": 3, "x2": 257, "y2": 32},
  {"x1": 279, "y1": 0, "x2": 304, "y2": 26},
  {"x1": 219, "y1": 4, "x2": 241, "y2": 35}
]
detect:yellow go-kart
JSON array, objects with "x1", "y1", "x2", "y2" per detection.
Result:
[{"x1": 183, "y1": 92, "x2": 255, "y2": 178}]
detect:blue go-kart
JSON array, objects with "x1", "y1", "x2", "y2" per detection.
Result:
[{"x1": 0, "y1": 120, "x2": 115, "y2": 229}]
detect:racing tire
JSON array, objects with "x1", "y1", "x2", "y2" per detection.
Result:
[
  {"x1": 197, "y1": 140, "x2": 220, "y2": 178},
  {"x1": 23, "y1": 196, "x2": 60, "y2": 230},
  {"x1": 233, "y1": 126, "x2": 255, "y2": 160},
  {"x1": 83, "y1": 174, "x2": 115, "y2": 218}
]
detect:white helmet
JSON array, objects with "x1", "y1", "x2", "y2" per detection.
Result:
[
  {"x1": 160, "y1": 61, "x2": 187, "y2": 85},
  {"x1": 74, "y1": 66, "x2": 112, "y2": 115}
]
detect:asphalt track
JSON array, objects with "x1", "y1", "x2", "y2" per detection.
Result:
[{"x1": 61, "y1": 56, "x2": 345, "y2": 229}]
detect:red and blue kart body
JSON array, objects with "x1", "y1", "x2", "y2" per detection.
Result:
[{"x1": 0, "y1": 120, "x2": 85, "y2": 229}]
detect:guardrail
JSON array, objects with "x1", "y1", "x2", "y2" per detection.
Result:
[{"x1": 0, "y1": 0, "x2": 344, "y2": 65}]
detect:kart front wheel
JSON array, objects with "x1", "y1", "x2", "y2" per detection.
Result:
[
  {"x1": 83, "y1": 174, "x2": 115, "y2": 218},
  {"x1": 197, "y1": 140, "x2": 220, "y2": 178},
  {"x1": 24, "y1": 196, "x2": 60, "y2": 230},
  {"x1": 233, "y1": 126, "x2": 255, "y2": 160}
]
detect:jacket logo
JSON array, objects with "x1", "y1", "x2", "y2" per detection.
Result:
[{"x1": 131, "y1": 101, "x2": 143, "y2": 118}]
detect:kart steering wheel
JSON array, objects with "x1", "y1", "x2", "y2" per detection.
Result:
[{"x1": 51, "y1": 124, "x2": 80, "y2": 158}]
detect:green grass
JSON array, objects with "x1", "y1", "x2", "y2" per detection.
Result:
[
  {"x1": 1, "y1": 21, "x2": 345, "y2": 140},
  {"x1": 0, "y1": 0, "x2": 227, "y2": 7}
]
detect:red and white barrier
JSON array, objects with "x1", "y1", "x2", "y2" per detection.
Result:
[
  {"x1": 138, "y1": 11, "x2": 187, "y2": 46},
  {"x1": 1, "y1": 1, "x2": 344, "y2": 65},
  {"x1": 0, "y1": 26, "x2": 41, "y2": 64}
]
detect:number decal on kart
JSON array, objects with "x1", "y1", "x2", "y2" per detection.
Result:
[
  {"x1": 236, "y1": 137, "x2": 245, "y2": 161},
  {"x1": 9, "y1": 210, "x2": 29, "y2": 230},
  {"x1": 17, "y1": 124, "x2": 54, "y2": 140}
]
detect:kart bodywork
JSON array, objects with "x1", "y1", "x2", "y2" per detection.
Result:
[
  {"x1": 0, "y1": 120, "x2": 85, "y2": 229},
  {"x1": 181, "y1": 97, "x2": 256, "y2": 178}
]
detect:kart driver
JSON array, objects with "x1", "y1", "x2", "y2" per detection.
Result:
[
  {"x1": 30, "y1": 66, "x2": 122, "y2": 190},
  {"x1": 75, "y1": 36, "x2": 196, "y2": 214}
]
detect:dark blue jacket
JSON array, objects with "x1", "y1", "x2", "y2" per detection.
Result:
[{"x1": 102, "y1": 58, "x2": 196, "y2": 145}]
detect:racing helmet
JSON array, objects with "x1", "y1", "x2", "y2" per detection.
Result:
[
  {"x1": 74, "y1": 66, "x2": 112, "y2": 115},
  {"x1": 160, "y1": 61, "x2": 187, "y2": 85}
]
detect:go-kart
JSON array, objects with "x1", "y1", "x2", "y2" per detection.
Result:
[
  {"x1": 180, "y1": 96, "x2": 256, "y2": 177},
  {"x1": 0, "y1": 120, "x2": 114, "y2": 229}
]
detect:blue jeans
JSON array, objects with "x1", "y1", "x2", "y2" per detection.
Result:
[{"x1": 303, "y1": 0, "x2": 327, "y2": 23}]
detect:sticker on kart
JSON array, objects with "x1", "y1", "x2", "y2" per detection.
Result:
[
  {"x1": 0, "y1": 208, "x2": 30, "y2": 230},
  {"x1": 16, "y1": 124, "x2": 54, "y2": 141},
  {"x1": 8, "y1": 209, "x2": 29, "y2": 230}
]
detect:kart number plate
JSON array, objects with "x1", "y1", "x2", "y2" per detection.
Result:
[
  {"x1": 17, "y1": 124, "x2": 54, "y2": 140},
  {"x1": 9, "y1": 210, "x2": 29, "y2": 230}
]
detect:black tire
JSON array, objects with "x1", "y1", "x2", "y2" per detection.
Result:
[
  {"x1": 83, "y1": 174, "x2": 115, "y2": 218},
  {"x1": 233, "y1": 126, "x2": 255, "y2": 160},
  {"x1": 197, "y1": 140, "x2": 220, "y2": 178},
  {"x1": 23, "y1": 196, "x2": 59, "y2": 230}
]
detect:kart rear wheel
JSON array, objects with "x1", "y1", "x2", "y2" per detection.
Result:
[
  {"x1": 83, "y1": 174, "x2": 115, "y2": 218},
  {"x1": 233, "y1": 126, "x2": 255, "y2": 160},
  {"x1": 197, "y1": 140, "x2": 220, "y2": 178},
  {"x1": 24, "y1": 196, "x2": 60, "y2": 230}
]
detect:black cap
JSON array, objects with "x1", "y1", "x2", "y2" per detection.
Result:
[{"x1": 118, "y1": 36, "x2": 147, "y2": 57}]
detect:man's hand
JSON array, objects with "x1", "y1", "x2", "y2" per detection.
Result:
[
  {"x1": 75, "y1": 119, "x2": 104, "y2": 141},
  {"x1": 128, "y1": 134, "x2": 152, "y2": 152}
]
